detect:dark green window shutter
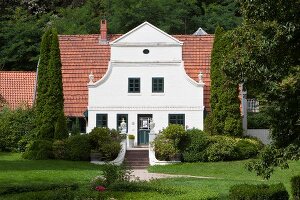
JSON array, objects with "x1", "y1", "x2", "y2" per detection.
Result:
[
  {"x1": 152, "y1": 77, "x2": 164, "y2": 93},
  {"x1": 96, "y1": 114, "x2": 108, "y2": 127},
  {"x1": 128, "y1": 78, "x2": 140, "y2": 93},
  {"x1": 168, "y1": 114, "x2": 185, "y2": 127},
  {"x1": 116, "y1": 114, "x2": 128, "y2": 132}
]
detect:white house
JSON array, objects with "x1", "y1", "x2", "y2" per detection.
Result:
[{"x1": 86, "y1": 22, "x2": 205, "y2": 146}]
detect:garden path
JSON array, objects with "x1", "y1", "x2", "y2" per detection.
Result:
[{"x1": 130, "y1": 169, "x2": 216, "y2": 181}]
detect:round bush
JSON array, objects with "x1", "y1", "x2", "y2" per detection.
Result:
[
  {"x1": 65, "y1": 134, "x2": 91, "y2": 161},
  {"x1": 153, "y1": 134, "x2": 178, "y2": 161},
  {"x1": 235, "y1": 138, "x2": 262, "y2": 159},
  {"x1": 205, "y1": 136, "x2": 237, "y2": 161},
  {"x1": 161, "y1": 124, "x2": 189, "y2": 151},
  {"x1": 183, "y1": 129, "x2": 211, "y2": 162}
]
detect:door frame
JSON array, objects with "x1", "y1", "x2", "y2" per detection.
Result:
[{"x1": 137, "y1": 114, "x2": 153, "y2": 145}]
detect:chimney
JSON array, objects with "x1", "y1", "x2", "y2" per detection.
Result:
[{"x1": 100, "y1": 19, "x2": 107, "y2": 44}]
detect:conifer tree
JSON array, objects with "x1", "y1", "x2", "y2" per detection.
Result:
[{"x1": 205, "y1": 26, "x2": 242, "y2": 136}]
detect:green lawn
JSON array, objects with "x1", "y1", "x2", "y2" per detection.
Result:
[
  {"x1": 0, "y1": 152, "x2": 101, "y2": 186},
  {"x1": 0, "y1": 152, "x2": 299, "y2": 199}
]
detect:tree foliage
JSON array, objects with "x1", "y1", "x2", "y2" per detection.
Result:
[
  {"x1": 222, "y1": 0, "x2": 300, "y2": 178},
  {"x1": 34, "y1": 28, "x2": 67, "y2": 140},
  {"x1": 205, "y1": 26, "x2": 243, "y2": 136}
]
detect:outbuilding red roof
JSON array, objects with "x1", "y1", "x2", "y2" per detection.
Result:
[
  {"x1": 0, "y1": 71, "x2": 36, "y2": 109},
  {"x1": 59, "y1": 34, "x2": 214, "y2": 117}
]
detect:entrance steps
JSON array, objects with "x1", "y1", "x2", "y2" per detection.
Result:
[{"x1": 124, "y1": 149, "x2": 149, "y2": 169}]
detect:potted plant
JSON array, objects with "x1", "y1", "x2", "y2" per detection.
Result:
[{"x1": 128, "y1": 134, "x2": 135, "y2": 148}]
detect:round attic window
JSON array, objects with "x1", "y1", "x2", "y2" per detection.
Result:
[{"x1": 143, "y1": 49, "x2": 150, "y2": 54}]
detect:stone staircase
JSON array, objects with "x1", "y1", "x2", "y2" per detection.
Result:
[{"x1": 124, "y1": 149, "x2": 149, "y2": 169}]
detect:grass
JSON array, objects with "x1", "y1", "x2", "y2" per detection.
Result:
[
  {"x1": 0, "y1": 152, "x2": 101, "y2": 186},
  {"x1": 0, "y1": 152, "x2": 299, "y2": 199},
  {"x1": 148, "y1": 159, "x2": 300, "y2": 195}
]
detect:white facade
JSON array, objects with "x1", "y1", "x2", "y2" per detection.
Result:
[{"x1": 87, "y1": 22, "x2": 204, "y2": 146}]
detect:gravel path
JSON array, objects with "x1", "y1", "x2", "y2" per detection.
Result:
[{"x1": 130, "y1": 169, "x2": 216, "y2": 181}]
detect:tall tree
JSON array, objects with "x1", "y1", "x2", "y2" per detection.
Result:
[
  {"x1": 205, "y1": 26, "x2": 243, "y2": 136},
  {"x1": 222, "y1": 0, "x2": 300, "y2": 178},
  {"x1": 35, "y1": 28, "x2": 67, "y2": 139}
]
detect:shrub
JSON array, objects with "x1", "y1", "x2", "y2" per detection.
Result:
[
  {"x1": 65, "y1": 134, "x2": 91, "y2": 161},
  {"x1": 153, "y1": 134, "x2": 179, "y2": 161},
  {"x1": 205, "y1": 136, "x2": 237, "y2": 161},
  {"x1": 71, "y1": 117, "x2": 80, "y2": 136},
  {"x1": 235, "y1": 138, "x2": 263, "y2": 159},
  {"x1": 102, "y1": 163, "x2": 131, "y2": 186},
  {"x1": 0, "y1": 107, "x2": 34, "y2": 152},
  {"x1": 229, "y1": 183, "x2": 289, "y2": 200},
  {"x1": 102, "y1": 142, "x2": 121, "y2": 161},
  {"x1": 291, "y1": 175, "x2": 300, "y2": 200},
  {"x1": 162, "y1": 124, "x2": 189, "y2": 151},
  {"x1": 183, "y1": 129, "x2": 211, "y2": 162},
  {"x1": 52, "y1": 140, "x2": 66, "y2": 159},
  {"x1": 88, "y1": 127, "x2": 122, "y2": 160},
  {"x1": 23, "y1": 140, "x2": 53, "y2": 160}
]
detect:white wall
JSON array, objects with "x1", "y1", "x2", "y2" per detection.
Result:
[
  {"x1": 87, "y1": 22, "x2": 204, "y2": 140},
  {"x1": 246, "y1": 129, "x2": 271, "y2": 145}
]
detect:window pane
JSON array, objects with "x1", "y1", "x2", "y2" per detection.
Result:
[
  {"x1": 169, "y1": 114, "x2": 185, "y2": 127},
  {"x1": 152, "y1": 78, "x2": 164, "y2": 93},
  {"x1": 128, "y1": 78, "x2": 140, "y2": 93},
  {"x1": 96, "y1": 114, "x2": 108, "y2": 127}
]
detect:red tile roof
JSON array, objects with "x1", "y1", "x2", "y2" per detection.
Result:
[
  {"x1": 59, "y1": 34, "x2": 214, "y2": 117},
  {"x1": 0, "y1": 71, "x2": 36, "y2": 109}
]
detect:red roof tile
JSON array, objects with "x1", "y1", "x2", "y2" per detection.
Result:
[
  {"x1": 0, "y1": 71, "x2": 36, "y2": 109},
  {"x1": 59, "y1": 34, "x2": 214, "y2": 117}
]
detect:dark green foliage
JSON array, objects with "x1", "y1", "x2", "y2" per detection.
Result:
[
  {"x1": 22, "y1": 140, "x2": 53, "y2": 160},
  {"x1": 291, "y1": 175, "x2": 300, "y2": 200},
  {"x1": 3, "y1": 189, "x2": 76, "y2": 200},
  {"x1": 71, "y1": 117, "x2": 81, "y2": 136},
  {"x1": 0, "y1": 183, "x2": 78, "y2": 195},
  {"x1": 247, "y1": 112, "x2": 271, "y2": 129},
  {"x1": 205, "y1": 26, "x2": 243, "y2": 136},
  {"x1": 88, "y1": 127, "x2": 122, "y2": 160},
  {"x1": 229, "y1": 183, "x2": 289, "y2": 200},
  {"x1": 52, "y1": 140, "x2": 66, "y2": 159},
  {"x1": 65, "y1": 134, "x2": 91, "y2": 161},
  {"x1": 225, "y1": 0, "x2": 300, "y2": 178},
  {"x1": 183, "y1": 130, "x2": 262, "y2": 162},
  {"x1": 183, "y1": 129, "x2": 210, "y2": 162},
  {"x1": 54, "y1": 112, "x2": 69, "y2": 140},
  {"x1": 0, "y1": 107, "x2": 34, "y2": 152}
]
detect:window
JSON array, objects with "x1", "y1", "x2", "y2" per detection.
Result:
[
  {"x1": 96, "y1": 114, "x2": 107, "y2": 127},
  {"x1": 152, "y1": 77, "x2": 164, "y2": 93},
  {"x1": 117, "y1": 114, "x2": 128, "y2": 132},
  {"x1": 128, "y1": 78, "x2": 140, "y2": 93},
  {"x1": 169, "y1": 114, "x2": 185, "y2": 126}
]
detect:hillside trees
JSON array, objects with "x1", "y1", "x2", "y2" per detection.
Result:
[
  {"x1": 205, "y1": 26, "x2": 243, "y2": 136},
  {"x1": 1, "y1": 0, "x2": 242, "y2": 71},
  {"x1": 222, "y1": 0, "x2": 300, "y2": 178}
]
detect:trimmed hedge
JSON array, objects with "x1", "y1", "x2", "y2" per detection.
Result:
[
  {"x1": 229, "y1": 183, "x2": 289, "y2": 200},
  {"x1": 291, "y1": 175, "x2": 300, "y2": 200},
  {"x1": 0, "y1": 183, "x2": 78, "y2": 195}
]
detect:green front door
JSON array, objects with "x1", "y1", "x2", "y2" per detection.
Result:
[{"x1": 137, "y1": 114, "x2": 152, "y2": 145}]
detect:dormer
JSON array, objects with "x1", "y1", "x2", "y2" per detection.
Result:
[{"x1": 110, "y1": 22, "x2": 183, "y2": 63}]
